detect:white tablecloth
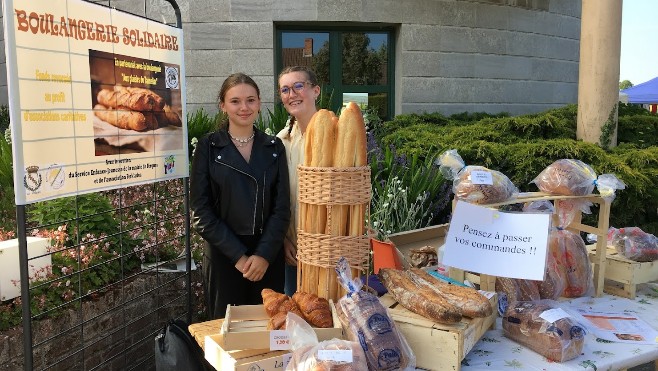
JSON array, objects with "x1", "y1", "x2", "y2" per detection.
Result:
[{"x1": 461, "y1": 283, "x2": 658, "y2": 371}]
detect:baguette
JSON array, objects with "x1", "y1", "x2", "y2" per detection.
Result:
[
  {"x1": 93, "y1": 104, "x2": 157, "y2": 131},
  {"x1": 98, "y1": 86, "x2": 165, "y2": 112},
  {"x1": 379, "y1": 268, "x2": 462, "y2": 324},
  {"x1": 156, "y1": 104, "x2": 182, "y2": 127},
  {"x1": 410, "y1": 268, "x2": 493, "y2": 318}
]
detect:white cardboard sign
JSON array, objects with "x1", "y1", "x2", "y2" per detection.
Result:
[{"x1": 443, "y1": 200, "x2": 551, "y2": 280}]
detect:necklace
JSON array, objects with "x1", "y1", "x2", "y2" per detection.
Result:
[{"x1": 228, "y1": 131, "x2": 255, "y2": 147}]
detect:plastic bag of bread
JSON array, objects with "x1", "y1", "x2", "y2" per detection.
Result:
[
  {"x1": 285, "y1": 311, "x2": 368, "y2": 371},
  {"x1": 438, "y1": 149, "x2": 518, "y2": 204},
  {"x1": 495, "y1": 277, "x2": 540, "y2": 315},
  {"x1": 503, "y1": 300, "x2": 586, "y2": 362},
  {"x1": 608, "y1": 227, "x2": 658, "y2": 262},
  {"x1": 549, "y1": 199, "x2": 594, "y2": 298},
  {"x1": 335, "y1": 258, "x2": 416, "y2": 371},
  {"x1": 531, "y1": 159, "x2": 625, "y2": 201},
  {"x1": 521, "y1": 201, "x2": 566, "y2": 300}
]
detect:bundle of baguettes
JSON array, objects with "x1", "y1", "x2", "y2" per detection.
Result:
[{"x1": 298, "y1": 103, "x2": 368, "y2": 301}]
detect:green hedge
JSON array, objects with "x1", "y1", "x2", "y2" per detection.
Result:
[{"x1": 377, "y1": 104, "x2": 658, "y2": 234}]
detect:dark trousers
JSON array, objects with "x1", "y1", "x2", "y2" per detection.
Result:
[{"x1": 203, "y1": 242, "x2": 285, "y2": 319}]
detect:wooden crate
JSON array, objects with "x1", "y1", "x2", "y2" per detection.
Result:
[
  {"x1": 449, "y1": 192, "x2": 611, "y2": 297},
  {"x1": 380, "y1": 292, "x2": 497, "y2": 371},
  {"x1": 204, "y1": 335, "x2": 290, "y2": 371},
  {"x1": 218, "y1": 300, "x2": 343, "y2": 351},
  {"x1": 587, "y1": 244, "x2": 658, "y2": 299}
]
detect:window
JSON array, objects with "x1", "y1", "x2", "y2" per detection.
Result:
[{"x1": 276, "y1": 27, "x2": 394, "y2": 121}]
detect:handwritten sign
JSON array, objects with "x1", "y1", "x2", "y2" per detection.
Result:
[
  {"x1": 270, "y1": 330, "x2": 291, "y2": 350},
  {"x1": 443, "y1": 200, "x2": 550, "y2": 280}
]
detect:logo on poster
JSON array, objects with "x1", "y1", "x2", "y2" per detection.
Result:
[
  {"x1": 24, "y1": 165, "x2": 42, "y2": 193},
  {"x1": 165, "y1": 66, "x2": 179, "y2": 89},
  {"x1": 164, "y1": 155, "x2": 175, "y2": 175}
]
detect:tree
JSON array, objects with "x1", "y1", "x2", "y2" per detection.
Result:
[{"x1": 619, "y1": 80, "x2": 633, "y2": 90}]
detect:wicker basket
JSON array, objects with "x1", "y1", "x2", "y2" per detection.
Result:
[{"x1": 296, "y1": 165, "x2": 371, "y2": 301}]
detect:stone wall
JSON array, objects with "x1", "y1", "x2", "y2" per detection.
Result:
[
  {"x1": 0, "y1": 0, "x2": 581, "y2": 117},
  {"x1": 0, "y1": 270, "x2": 200, "y2": 371}
]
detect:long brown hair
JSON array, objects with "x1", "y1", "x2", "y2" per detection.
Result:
[
  {"x1": 278, "y1": 66, "x2": 319, "y2": 135},
  {"x1": 217, "y1": 72, "x2": 261, "y2": 129}
]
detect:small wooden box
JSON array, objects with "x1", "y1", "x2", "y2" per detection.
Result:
[
  {"x1": 587, "y1": 245, "x2": 658, "y2": 299},
  {"x1": 205, "y1": 335, "x2": 290, "y2": 371},
  {"x1": 380, "y1": 292, "x2": 497, "y2": 371},
  {"x1": 218, "y1": 300, "x2": 343, "y2": 351}
]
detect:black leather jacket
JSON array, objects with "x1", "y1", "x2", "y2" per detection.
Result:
[{"x1": 190, "y1": 127, "x2": 290, "y2": 264}]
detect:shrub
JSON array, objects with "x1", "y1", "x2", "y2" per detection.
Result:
[{"x1": 375, "y1": 104, "x2": 658, "y2": 234}]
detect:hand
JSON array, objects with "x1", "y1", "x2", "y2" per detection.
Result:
[
  {"x1": 284, "y1": 238, "x2": 298, "y2": 266},
  {"x1": 235, "y1": 255, "x2": 248, "y2": 274},
  {"x1": 242, "y1": 255, "x2": 269, "y2": 282}
]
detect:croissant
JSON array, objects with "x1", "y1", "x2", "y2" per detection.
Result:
[
  {"x1": 261, "y1": 289, "x2": 303, "y2": 330},
  {"x1": 292, "y1": 292, "x2": 333, "y2": 328}
]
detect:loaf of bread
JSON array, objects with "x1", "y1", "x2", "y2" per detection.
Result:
[
  {"x1": 379, "y1": 268, "x2": 462, "y2": 324},
  {"x1": 537, "y1": 251, "x2": 567, "y2": 300},
  {"x1": 292, "y1": 292, "x2": 333, "y2": 328},
  {"x1": 336, "y1": 288, "x2": 414, "y2": 370},
  {"x1": 93, "y1": 104, "x2": 158, "y2": 131},
  {"x1": 503, "y1": 301, "x2": 585, "y2": 362},
  {"x1": 495, "y1": 277, "x2": 540, "y2": 311},
  {"x1": 551, "y1": 231, "x2": 591, "y2": 298},
  {"x1": 410, "y1": 268, "x2": 492, "y2": 318},
  {"x1": 532, "y1": 159, "x2": 597, "y2": 196},
  {"x1": 289, "y1": 340, "x2": 368, "y2": 371},
  {"x1": 261, "y1": 289, "x2": 303, "y2": 330},
  {"x1": 608, "y1": 227, "x2": 658, "y2": 262},
  {"x1": 98, "y1": 86, "x2": 165, "y2": 112},
  {"x1": 453, "y1": 166, "x2": 517, "y2": 204},
  {"x1": 438, "y1": 149, "x2": 517, "y2": 204}
]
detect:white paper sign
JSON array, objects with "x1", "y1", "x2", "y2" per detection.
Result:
[
  {"x1": 443, "y1": 200, "x2": 550, "y2": 280},
  {"x1": 317, "y1": 349, "x2": 353, "y2": 362},
  {"x1": 269, "y1": 330, "x2": 291, "y2": 350},
  {"x1": 469, "y1": 170, "x2": 493, "y2": 185},
  {"x1": 540, "y1": 308, "x2": 570, "y2": 323}
]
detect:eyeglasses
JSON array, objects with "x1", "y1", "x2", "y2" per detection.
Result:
[{"x1": 279, "y1": 81, "x2": 313, "y2": 96}]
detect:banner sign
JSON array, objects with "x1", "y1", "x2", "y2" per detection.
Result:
[
  {"x1": 443, "y1": 200, "x2": 551, "y2": 280},
  {"x1": 3, "y1": 0, "x2": 188, "y2": 204}
]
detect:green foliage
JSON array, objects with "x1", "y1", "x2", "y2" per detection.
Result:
[
  {"x1": 255, "y1": 103, "x2": 289, "y2": 135},
  {"x1": 599, "y1": 103, "x2": 618, "y2": 150},
  {"x1": 619, "y1": 80, "x2": 633, "y2": 90},
  {"x1": 0, "y1": 132, "x2": 15, "y2": 232},
  {"x1": 28, "y1": 193, "x2": 118, "y2": 236},
  {"x1": 617, "y1": 114, "x2": 658, "y2": 148},
  {"x1": 0, "y1": 105, "x2": 9, "y2": 133},
  {"x1": 187, "y1": 108, "x2": 223, "y2": 158}
]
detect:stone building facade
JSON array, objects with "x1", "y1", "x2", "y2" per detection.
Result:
[{"x1": 0, "y1": 0, "x2": 581, "y2": 117}]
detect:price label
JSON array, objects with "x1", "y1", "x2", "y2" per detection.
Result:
[
  {"x1": 269, "y1": 330, "x2": 291, "y2": 350},
  {"x1": 317, "y1": 349, "x2": 353, "y2": 362},
  {"x1": 282, "y1": 353, "x2": 292, "y2": 369},
  {"x1": 469, "y1": 170, "x2": 493, "y2": 185}
]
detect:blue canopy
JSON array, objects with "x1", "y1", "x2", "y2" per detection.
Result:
[{"x1": 621, "y1": 77, "x2": 658, "y2": 104}]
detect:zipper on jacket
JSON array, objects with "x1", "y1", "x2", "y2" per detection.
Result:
[
  {"x1": 261, "y1": 172, "x2": 266, "y2": 234},
  {"x1": 215, "y1": 159, "x2": 258, "y2": 234}
]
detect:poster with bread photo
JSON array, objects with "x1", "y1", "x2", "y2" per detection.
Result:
[
  {"x1": 4, "y1": 0, "x2": 187, "y2": 204},
  {"x1": 89, "y1": 50, "x2": 183, "y2": 155}
]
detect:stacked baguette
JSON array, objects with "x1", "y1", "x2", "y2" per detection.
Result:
[{"x1": 298, "y1": 103, "x2": 368, "y2": 300}]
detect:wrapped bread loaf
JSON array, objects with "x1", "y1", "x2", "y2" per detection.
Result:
[
  {"x1": 537, "y1": 251, "x2": 567, "y2": 300},
  {"x1": 532, "y1": 159, "x2": 625, "y2": 200},
  {"x1": 336, "y1": 258, "x2": 415, "y2": 370},
  {"x1": 503, "y1": 301, "x2": 585, "y2": 362},
  {"x1": 289, "y1": 340, "x2": 368, "y2": 371},
  {"x1": 495, "y1": 277, "x2": 540, "y2": 314},
  {"x1": 608, "y1": 227, "x2": 658, "y2": 262},
  {"x1": 551, "y1": 231, "x2": 591, "y2": 298},
  {"x1": 438, "y1": 149, "x2": 517, "y2": 204}
]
